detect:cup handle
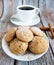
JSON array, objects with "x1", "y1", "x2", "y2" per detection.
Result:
[{"x1": 35, "y1": 8, "x2": 40, "y2": 15}]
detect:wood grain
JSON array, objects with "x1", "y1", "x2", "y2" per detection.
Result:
[
  {"x1": 23, "y1": 0, "x2": 38, "y2": 7},
  {"x1": 0, "y1": 0, "x2": 22, "y2": 65},
  {"x1": 39, "y1": 0, "x2": 54, "y2": 54},
  {"x1": 13, "y1": 0, "x2": 22, "y2": 13},
  {"x1": 0, "y1": 0, "x2": 4, "y2": 18},
  {"x1": 0, "y1": 0, "x2": 54, "y2": 65},
  {"x1": 0, "y1": 0, "x2": 15, "y2": 64}
]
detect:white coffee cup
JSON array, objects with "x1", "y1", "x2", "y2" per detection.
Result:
[{"x1": 16, "y1": 5, "x2": 40, "y2": 22}]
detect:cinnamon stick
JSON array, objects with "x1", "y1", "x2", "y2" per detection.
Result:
[
  {"x1": 48, "y1": 23, "x2": 54, "y2": 38},
  {"x1": 40, "y1": 27, "x2": 54, "y2": 31}
]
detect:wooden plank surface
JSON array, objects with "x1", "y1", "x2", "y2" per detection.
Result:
[
  {"x1": 0, "y1": 0, "x2": 22, "y2": 65},
  {"x1": 0, "y1": 0, "x2": 54, "y2": 65},
  {"x1": 0, "y1": 0, "x2": 15, "y2": 65},
  {"x1": 0, "y1": 0, "x2": 13, "y2": 22},
  {"x1": 23, "y1": 0, "x2": 38, "y2": 7},
  {"x1": 0, "y1": 0, "x2": 4, "y2": 18},
  {"x1": 39, "y1": 0, "x2": 54, "y2": 54},
  {"x1": 13, "y1": 0, "x2": 22, "y2": 13}
]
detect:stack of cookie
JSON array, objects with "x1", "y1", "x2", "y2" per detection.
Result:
[{"x1": 5, "y1": 26, "x2": 48, "y2": 55}]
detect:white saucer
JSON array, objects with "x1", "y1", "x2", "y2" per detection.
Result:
[
  {"x1": 10, "y1": 14, "x2": 40, "y2": 26},
  {"x1": 2, "y1": 29, "x2": 49, "y2": 61}
]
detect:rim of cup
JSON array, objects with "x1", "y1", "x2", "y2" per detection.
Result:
[{"x1": 17, "y1": 5, "x2": 36, "y2": 11}]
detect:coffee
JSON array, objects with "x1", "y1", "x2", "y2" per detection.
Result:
[{"x1": 19, "y1": 7, "x2": 34, "y2": 10}]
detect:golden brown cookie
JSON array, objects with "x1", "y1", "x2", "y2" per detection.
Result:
[
  {"x1": 9, "y1": 38, "x2": 28, "y2": 55},
  {"x1": 30, "y1": 27, "x2": 43, "y2": 36},
  {"x1": 29, "y1": 36, "x2": 48, "y2": 54},
  {"x1": 5, "y1": 27, "x2": 17, "y2": 42},
  {"x1": 16, "y1": 26, "x2": 33, "y2": 42}
]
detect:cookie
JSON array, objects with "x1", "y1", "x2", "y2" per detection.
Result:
[
  {"x1": 16, "y1": 26, "x2": 33, "y2": 42},
  {"x1": 9, "y1": 38, "x2": 28, "y2": 55},
  {"x1": 29, "y1": 36, "x2": 48, "y2": 54},
  {"x1": 5, "y1": 27, "x2": 17, "y2": 42},
  {"x1": 30, "y1": 27, "x2": 43, "y2": 36}
]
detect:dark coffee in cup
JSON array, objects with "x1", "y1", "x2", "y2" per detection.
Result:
[{"x1": 19, "y1": 7, "x2": 34, "y2": 10}]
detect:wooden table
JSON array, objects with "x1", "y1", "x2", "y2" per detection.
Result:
[{"x1": 0, "y1": 0, "x2": 54, "y2": 65}]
